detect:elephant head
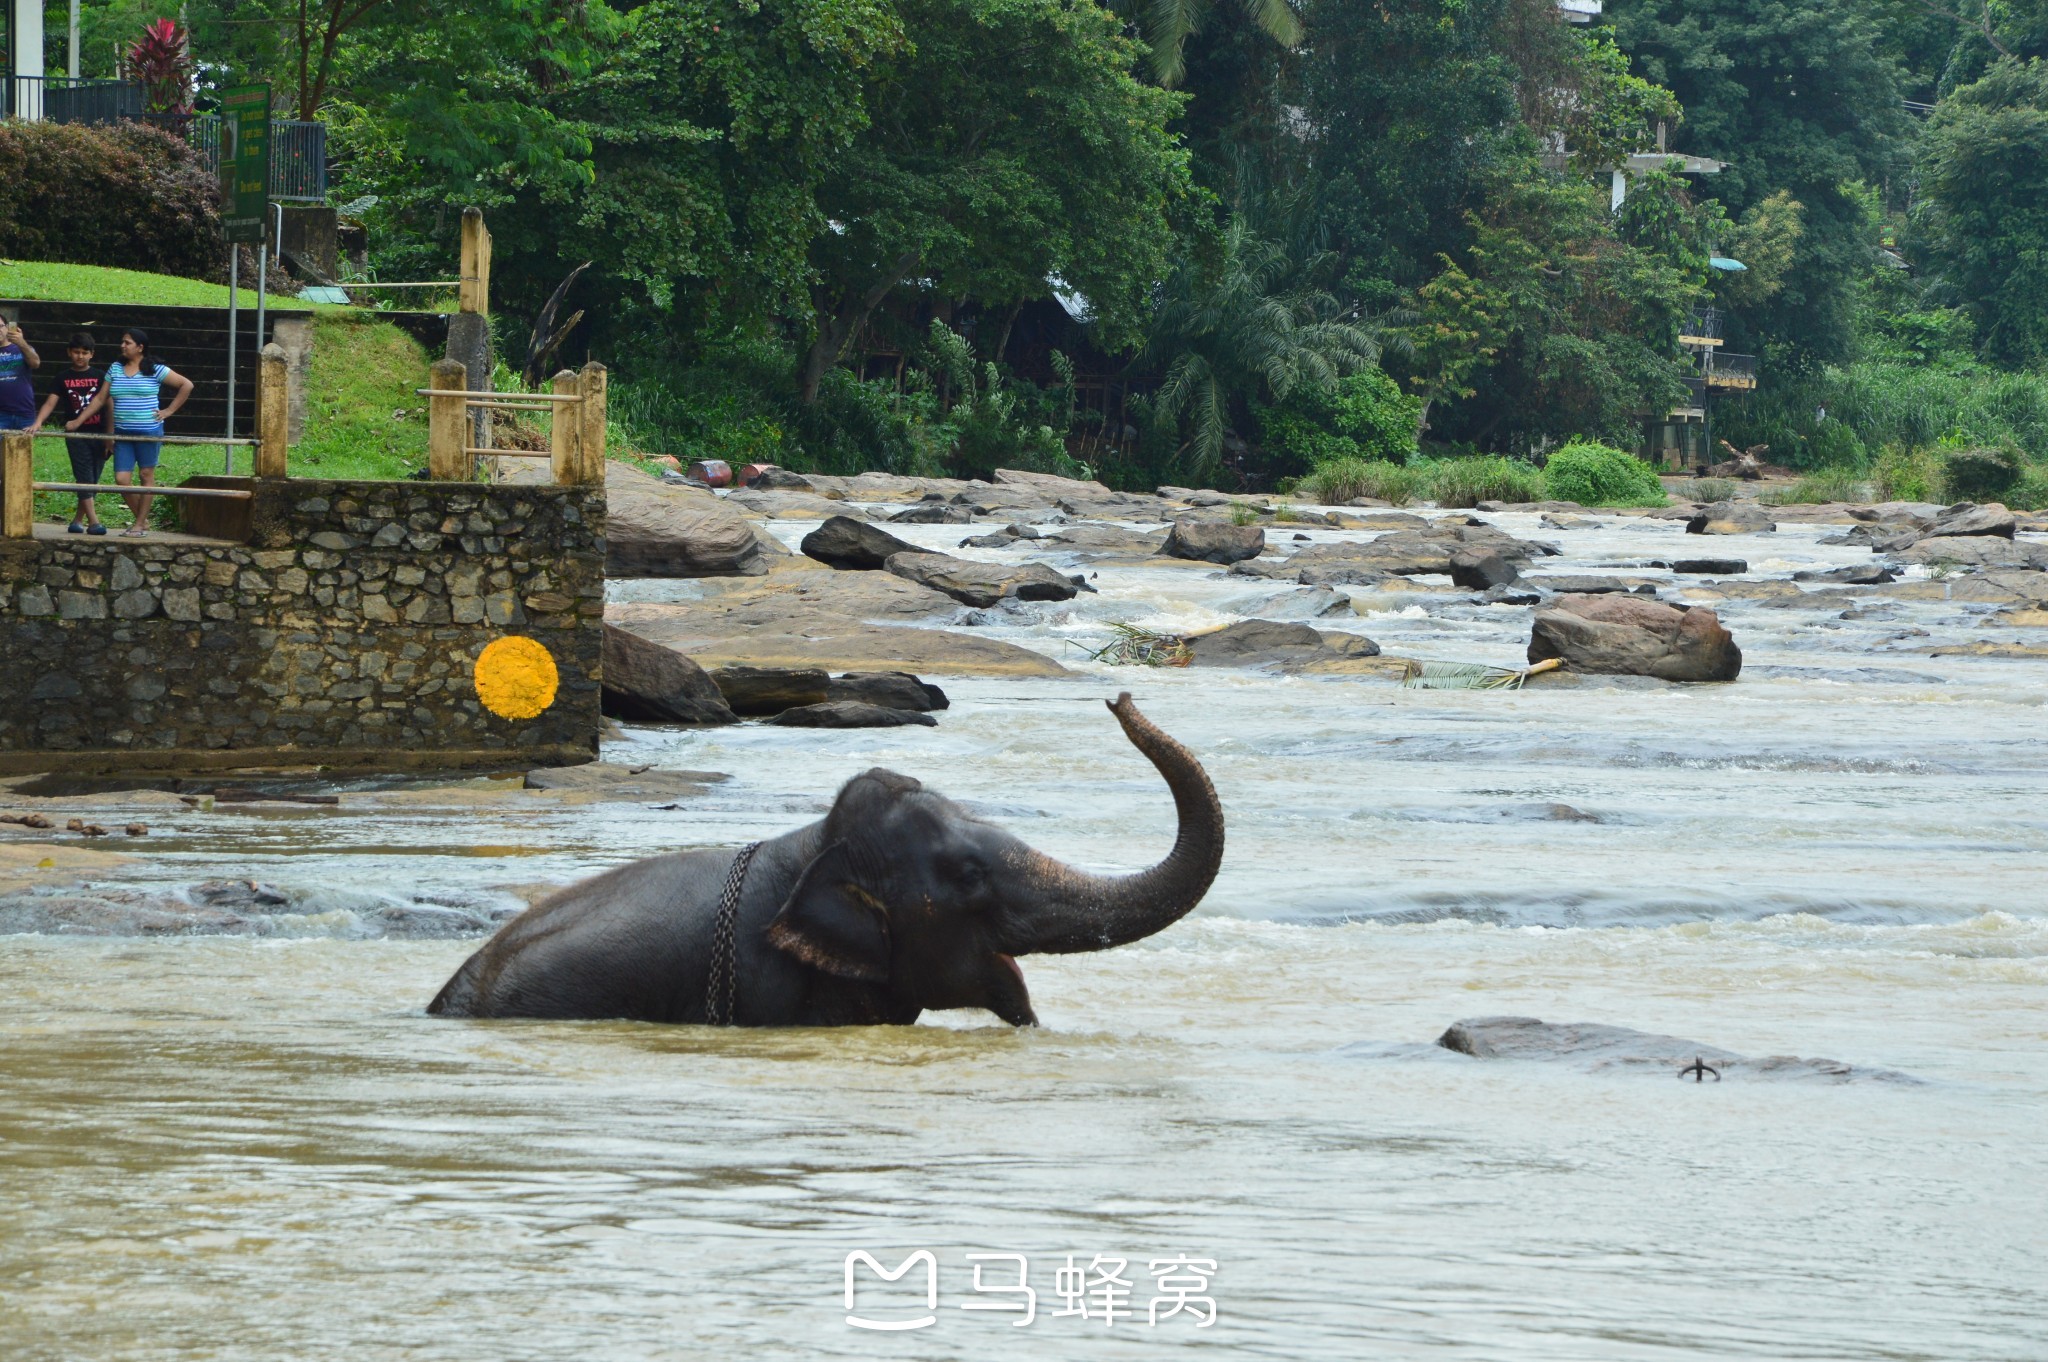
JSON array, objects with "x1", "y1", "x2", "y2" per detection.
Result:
[{"x1": 766, "y1": 692, "x2": 1224, "y2": 1025}]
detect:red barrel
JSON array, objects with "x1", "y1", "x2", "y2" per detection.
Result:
[
  {"x1": 687, "y1": 459, "x2": 733, "y2": 488},
  {"x1": 737, "y1": 462, "x2": 776, "y2": 487}
]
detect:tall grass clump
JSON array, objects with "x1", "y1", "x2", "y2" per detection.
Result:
[
  {"x1": 1679, "y1": 477, "x2": 1737, "y2": 503},
  {"x1": 1301, "y1": 457, "x2": 1426, "y2": 506},
  {"x1": 1541, "y1": 440, "x2": 1667, "y2": 506},
  {"x1": 1428, "y1": 455, "x2": 1545, "y2": 507},
  {"x1": 1873, "y1": 446, "x2": 1945, "y2": 502},
  {"x1": 1760, "y1": 467, "x2": 1871, "y2": 505}
]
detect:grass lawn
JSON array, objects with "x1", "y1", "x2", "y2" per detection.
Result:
[{"x1": 0, "y1": 260, "x2": 352, "y2": 312}]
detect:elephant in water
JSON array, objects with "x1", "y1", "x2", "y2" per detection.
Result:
[{"x1": 428, "y1": 693, "x2": 1223, "y2": 1026}]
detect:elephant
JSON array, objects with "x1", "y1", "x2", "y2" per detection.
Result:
[{"x1": 428, "y1": 693, "x2": 1223, "y2": 1026}]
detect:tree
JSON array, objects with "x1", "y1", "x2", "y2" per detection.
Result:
[
  {"x1": 1140, "y1": 214, "x2": 1395, "y2": 482},
  {"x1": 1114, "y1": 0, "x2": 1302, "y2": 88},
  {"x1": 1605, "y1": 0, "x2": 1908, "y2": 368},
  {"x1": 797, "y1": 0, "x2": 1188, "y2": 400},
  {"x1": 1917, "y1": 58, "x2": 2048, "y2": 365}
]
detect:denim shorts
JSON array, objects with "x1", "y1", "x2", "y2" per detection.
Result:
[
  {"x1": 113, "y1": 423, "x2": 164, "y2": 474},
  {"x1": 0, "y1": 412, "x2": 31, "y2": 431}
]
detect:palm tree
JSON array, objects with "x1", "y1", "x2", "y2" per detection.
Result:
[
  {"x1": 1139, "y1": 214, "x2": 1403, "y2": 482},
  {"x1": 1123, "y1": 0, "x2": 1304, "y2": 87}
]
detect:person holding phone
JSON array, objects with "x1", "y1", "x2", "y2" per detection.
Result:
[
  {"x1": 0, "y1": 319, "x2": 40, "y2": 432},
  {"x1": 69, "y1": 328, "x2": 193, "y2": 537}
]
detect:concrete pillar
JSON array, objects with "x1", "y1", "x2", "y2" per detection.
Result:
[
  {"x1": 445, "y1": 311, "x2": 492, "y2": 449},
  {"x1": 576, "y1": 362, "x2": 607, "y2": 485},
  {"x1": 257, "y1": 344, "x2": 290, "y2": 478},
  {"x1": 428, "y1": 359, "x2": 472, "y2": 482},
  {"x1": 2, "y1": 432, "x2": 32, "y2": 538},
  {"x1": 549, "y1": 369, "x2": 581, "y2": 486}
]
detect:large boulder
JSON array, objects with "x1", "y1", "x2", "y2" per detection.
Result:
[
  {"x1": 600, "y1": 624, "x2": 738, "y2": 725},
  {"x1": 707, "y1": 665, "x2": 831, "y2": 716},
  {"x1": 801, "y1": 515, "x2": 923, "y2": 570},
  {"x1": 884, "y1": 551, "x2": 1080, "y2": 607},
  {"x1": 1160, "y1": 519, "x2": 1266, "y2": 564},
  {"x1": 765, "y1": 701, "x2": 938, "y2": 729},
  {"x1": 1920, "y1": 501, "x2": 2016, "y2": 540},
  {"x1": 1685, "y1": 502, "x2": 1777, "y2": 535},
  {"x1": 1448, "y1": 546, "x2": 1519, "y2": 590},
  {"x1": 826, "y1": 671, "x2": 949, "y2": 711},
  {"x1": 606, "y1": 463, "x2": 778, "y2": 577},
  {"x1": 1528, "y1": 593, "x2": 1741, "y2": 682}
]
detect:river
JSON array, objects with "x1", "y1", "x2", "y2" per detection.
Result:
[{"x1": 3, "y1": 507, "x2": 2045, "y2": 1359}]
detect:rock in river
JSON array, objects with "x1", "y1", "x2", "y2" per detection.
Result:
[
  {"x1": 1528, "y1": 593, "x2": 1741, "y2": 682},
  {"x1": 1186, "y1": 618, "x2": 1380, "y2": 668},
  {"x1": 765, "y1": 701, "x2": 939, "y2": 729},
  {"x1": 826, "y1": 671, "x2": 949, "y2": 711},
  {"x1": 1160, "y1": 519, "x2": 1267, "y2": 564},
  {"x1": 884, "y1": 551, "x2": 1080, "y2": 607},
  {"x1": 600, "y1": 623, "x2": 738, "y2": 725},
  {"x1": 707, "y1": 665, "x2": 831, "y2": 716},
  {"x1": 606, "y1": 463, "x2": 780, "y2": 577},
  {"x1": 801, "y1": 515, "x2": 923, "y2": 570},
  {"x1": 1436, "y1": 1015, "x2": 1919, "y2": 1083},
  {"x1": 1685, "y1": 502, "x2": 1777, "y2": 535},
  {"x1": 1919, "y1": 501, "x2": 2016, "y2": 541},
  {"x1": 1448, "y1": 546, "x2": 1519, "y2": 589}
]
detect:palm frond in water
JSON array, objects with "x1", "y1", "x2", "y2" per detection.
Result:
[
  {"x1": 1073, "y1": 622, "x2": 1193, "y2": 667},
  {"x1": 1402, "y1": 657, "x2": 1562, "y2": 690}
]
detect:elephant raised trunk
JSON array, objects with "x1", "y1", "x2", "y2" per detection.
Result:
[{"x1": 1004, "y1": 692, "x2": 1225, "y2": 954}]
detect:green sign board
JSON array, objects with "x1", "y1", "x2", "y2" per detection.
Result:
[{"x1": 218, "y1": 85, "x2": 271, "y2": 244}]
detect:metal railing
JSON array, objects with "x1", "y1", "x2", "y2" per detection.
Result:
[
  {"x1": 1704, "y1": 352, "x2": 1758, "y2": 391},
  {"x1": 5, "y1": 76, "x2": 327, "y2": 202}
]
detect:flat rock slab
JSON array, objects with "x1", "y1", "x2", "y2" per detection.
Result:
[
  {"x1": 1437, "y1": 1016, "x2": 1920, "y2": 1083},
  {"x1": 606, "y1": 463, "x2": 782, "y2": 578},
  {"x1": 726, "y1": 489, "x2": 853, "y2": 519},
  {"x1": 1220, "y1": 585, "x2": 1355, "y2": 620},
  {"x1": 0, "y1": 880, "x2": 521, "y2": 939},
  {"x1": 1892, "y1": 537, "x2": 2048, "y2": 569},
  {"x1": 524, "y1": 763, "x2": 729, "y2": 800},
  {"x1": 765, "y1": 701, "x2": 939, "y2": 728},
  {"x1": 1522, "y1": 575, "x2": 1652, "y2": 595},
  {"x1": 885, "y1": 551, "x2": 1079, "y2": 607}
]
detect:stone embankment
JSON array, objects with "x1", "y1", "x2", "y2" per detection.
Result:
[{"x1": 0, "y1": 479, "x2": 603, "y2": 770}]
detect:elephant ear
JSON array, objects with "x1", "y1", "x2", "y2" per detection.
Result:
[{"x1": 766, "y1": 840, "x2": 891, "y2": 983}]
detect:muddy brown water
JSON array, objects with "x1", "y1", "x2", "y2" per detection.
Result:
[{"x1": 3, "y1": 509, "x2": 2045, "y2": 1359}]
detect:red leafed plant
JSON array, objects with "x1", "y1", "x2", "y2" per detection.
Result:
[{"x1": 128, "y1": 19, "x2": 195, "y2": 119}]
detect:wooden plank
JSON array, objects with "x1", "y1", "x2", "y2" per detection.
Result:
[{"x1": 2, "y1": 433, "x2": 32, "y2": 538}]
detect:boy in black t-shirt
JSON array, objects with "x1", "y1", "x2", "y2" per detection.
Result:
[{"x1": 30, "y1": 331, "x2": 109, "y2": 534}]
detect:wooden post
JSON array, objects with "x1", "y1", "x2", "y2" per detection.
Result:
[
  {"x1": 549, "y1": 369, "x2": 581, "y2": 486},
  {"x1": 575, "y1": 361, "x2": 607, "y2": 485},
  {"x1": 428, "y1": 358, "x2": 472, "y2": 482},
  {"x1": 256, "y1": 343, "x2": 290, "y2": 478},
  {"x1": 459, "y1": 208, "x2": 492, "y2": 317},
  {"x1": 2, "y1": 432, "x2": 32, "y2": 538}
]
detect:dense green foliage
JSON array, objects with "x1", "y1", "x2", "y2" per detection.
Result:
[
  {"x1": 0, "y1": 122, "x2": 225, "y2": 280},
  {"x1": 37, "y1": 0, "x2": 2048, "y2": 494},
  {"x1": 1297, "y1": 453, "x2": 1543, "y2": 507},
  {"x1": 1541, "y1": 440, "x2": 1668, "y2": 506}
]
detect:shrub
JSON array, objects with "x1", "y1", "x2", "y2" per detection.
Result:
[
  {"x1": 1542, "y1": 440, "x2": 1668, "y2": 506},
  {"x1": 1940, "y1": 446, "x2": 2022, "y2": 502},
  {"x1": 1428, "y1": 455, "x2": 1544, "y2": 507},
  {"x1": 2008, "y1": 468, "x2": 2048, "y2": 511},
  {"x1": 1257, "y1": 368, "x2": 1422, "y2": 471},
  {"x1": 1301, "y1": 456, "x2": 1425, "y2": 506},
  {"x1": 1680, "y1": 477, "x2": 1738, "y2": 502},
  {"x1": 0, "y1": 121, "x2": 224, "y2": 281},
  {"x1": 1873, "y1": 445, "x2": 1945, "y2": 502}
]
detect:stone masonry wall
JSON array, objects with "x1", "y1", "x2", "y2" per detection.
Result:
[{"x1": 0, "y1": 479, "x2": 603, "y2": 772}]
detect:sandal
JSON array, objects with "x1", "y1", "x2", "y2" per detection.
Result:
[
  {"x1": 121, "y1": 527, "x2": 148, "y2": 538},
  {"x1": 87, "y1": 524, "x2": 108, "y2": 536},
  {"x1": 67, "y1": 522, "x2": 85, "y2": 534}
]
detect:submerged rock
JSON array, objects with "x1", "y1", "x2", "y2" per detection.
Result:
[
  {"x1": 765, "y1": 701, "x2": 939, "y2": 728},
  {"x1": 801, "y1": 515, "x2": 923, "y2": 570},
  {"x1": 1436, "y1": 1015, "x2": 1921, "y2": 1083},
  {"x1": 1185, "y1": 618, "x2": 1379, "y2": 668},
  {"x1": 889, "y1": 502, "x2": 976, "y2": 524},
  {"x1": 1668, "y1": 557, "x2": 1748, "y2": 575},
  {"x1": 0, "y1": 881, "x2": 522, "y2": 939},
  {"x1": 1794, "y1": 564, "x2": 1896, "y2": 584},
  {"x1": 1529, "y1": 593, "x2": 1741, "y2": 682}
]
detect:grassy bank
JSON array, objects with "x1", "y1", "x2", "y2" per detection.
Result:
[{"x1": 1, "y1": 260, "x2": 349, "y2": 312}]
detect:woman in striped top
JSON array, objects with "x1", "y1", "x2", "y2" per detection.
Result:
[{"x1": 70, "y1": 328, "x2": 193, "y2": 537}]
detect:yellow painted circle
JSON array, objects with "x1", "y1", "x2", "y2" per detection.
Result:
[{"x1": 474, "y1": 636, "x2": 559, "y2": 720}]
